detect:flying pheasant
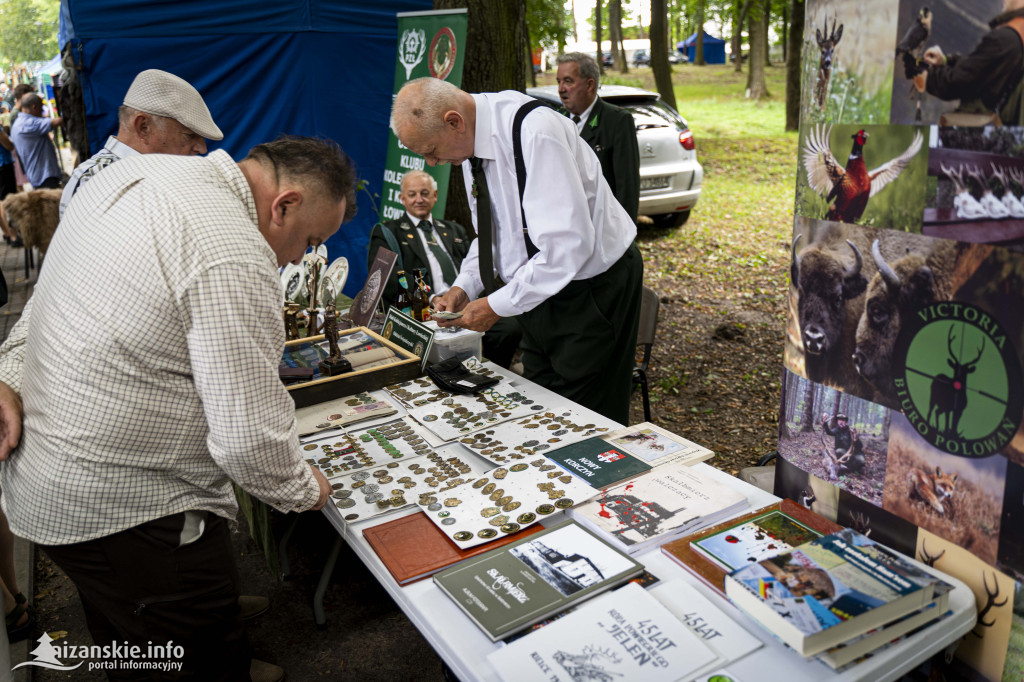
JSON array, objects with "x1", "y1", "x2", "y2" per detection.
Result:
[{"x1": 803, "y1": 124, "x2": 923, "y2": 223}]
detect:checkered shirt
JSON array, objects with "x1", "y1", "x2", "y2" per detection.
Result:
[
  {"x1": 1, "y1": 150, "x2": 320, "y2": 545},
  {"x1": 59, "y1": 136, "x2": 139, "y2": 220}
]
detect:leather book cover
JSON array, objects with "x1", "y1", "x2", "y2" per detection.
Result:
[
  {"x1": 363, "y1": 512, "x2": 544, "y2": 586},
  {"x1": 660, "y1": 499, "x2": 842, "y2": 597}
]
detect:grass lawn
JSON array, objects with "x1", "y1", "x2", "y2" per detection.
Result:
[{"x1": 538, "y1": 63, "x2": 800, "y2": 468}]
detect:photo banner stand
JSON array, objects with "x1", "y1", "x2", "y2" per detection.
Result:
[
  {"x1": 380, "y1": 9, "x2": 468, "y2": 223},
  {"x1": 779, "y1": 1, "x2": 1024, "y2": 679}
]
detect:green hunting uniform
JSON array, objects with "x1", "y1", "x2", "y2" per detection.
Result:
[{"x1": 579, "y1": 97, "x2": 640, "y2": 222}]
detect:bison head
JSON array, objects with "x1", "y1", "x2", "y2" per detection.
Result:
[
  {"x1": 853, "y1": 240, "x2": 937, "y2": 404},
  {"x1": 792, "y1": 235, "x2": 866, "y2": 363}
]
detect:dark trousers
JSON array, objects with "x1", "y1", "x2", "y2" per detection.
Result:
[
  {"x1": 44, "y1": 512, "x2": 250, "y2": 681},
  {"x1": 517, "y1": 242, "x2": 643, "y2": 425},
  {"x1": 482, "y1": 317, "x2": 522, "y2": 369},
  {"x1": 36, "y1": 175, "x2": 61, "y2": 189},
  {"x1": 0, "y1": 163, "x2": 14, "y2": 199}
]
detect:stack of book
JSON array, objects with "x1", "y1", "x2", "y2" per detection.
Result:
[
  {"x1": 567, "y1": 462, "x2": 748, "y2": 554},
  {"x1": 662, "y1": 500, "x2": 842, "y2": 596},
  {"x1": 723, "y1": 527, "x2": 952, "y2": 668}
]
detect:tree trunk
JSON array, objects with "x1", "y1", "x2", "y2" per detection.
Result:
[
  {"x1": 595, "y1": 0, "x2": 604, "y2": 75},
  {"x1": 784, "y1": 0, "x2": 804, "y2": 131},
  {"x1": 799, "y1": 378, "x2": 815, "y2": 432},
  {"x1": 434, "y1": 0, "x2": 527, "y2": 230},
  {"x1": 610, "y1": 0, "x2": 628, "y2": 72},
  {"x1": 650, "y1": 0, "x2": 677, "y2": 111},
  {"x1": 781, "y1": 4, "x2": 788, "y2": 62},
  {"x1": 763, "y1": 1, "x2": 770, "y2": 66},
  {"x1": 695, "y1": 0, "x2": 705, "y2": 66},
  {"x1": 526, "y1": 19, "x2": 536, "y2": 87},
  {"x1": 746, "y1": 0, "x2": 770, "y2": 99},
  {"x1": 733, "y1": 0, "x2": 752, "y2": 73},
  {"x1": 881, "y1": 409, "x2": 891, "y2": 441}
]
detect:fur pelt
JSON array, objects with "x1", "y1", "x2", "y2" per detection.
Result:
[{"x1": 2, "y1": 189, "x2": 61, "y2": 255}]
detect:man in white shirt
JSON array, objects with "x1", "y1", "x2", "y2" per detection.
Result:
[
  {"x1": 0, "y1": 136, "x2": 354, "y2": 680},
  {"x1": 60, "y1": 69, "x2": 223, "y2": 219},
  {"x1": 367, "y1": 169, "x2": 521, "y2": 367},
  {"x1": 390, "y1": 77, "x2": 643, "y2": 424}
]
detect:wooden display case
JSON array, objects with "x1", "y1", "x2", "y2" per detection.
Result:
[{"x1": 284, "y1": 326, "x2": 421, "y2": 408}]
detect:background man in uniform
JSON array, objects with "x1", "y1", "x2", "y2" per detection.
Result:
[
  {"x1": 391, "y1": 77, "x2": 642, "y2": 424},
  {"x1": 0, "y1": 136, "x2": 355, "y2": 681},
  {"x1": 367, "y1": 169, "x2": 520, "y2": 367},
  {"x1": 556, "y1": 52, "x2": 640, "y2": 221},
  {"x1": 10, "y1": 94, "x2": 62, "y2": 189},
  {"x1": 60, "y1": 69, "x2": 222, "y2": 218}
]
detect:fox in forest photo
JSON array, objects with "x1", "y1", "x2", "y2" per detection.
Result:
[{"x1": 907, "y1": 466, "x2": 959, "y2": 518}]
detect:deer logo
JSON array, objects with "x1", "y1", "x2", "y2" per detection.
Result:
[
  {"x1": 814, "y1": 17, "x2": 844, "y2": 109},
  {"x1": 927, "y1": 327, "x2": 984, "y2": 437}
]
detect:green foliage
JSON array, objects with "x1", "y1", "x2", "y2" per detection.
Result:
[
  {"x1": 526, "y1": 0, "x2": 571, "y2": 50},
  {"x1": 1005, "y1": 613, "x2": 1024, "y2": 681},
  {"x1": 0, "y1": 0, "x2": 59, "y2": 69}
]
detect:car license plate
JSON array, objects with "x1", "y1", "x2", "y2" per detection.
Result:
[{"x1": 641, "y1": 176, "x2": 670, "y2": 190}]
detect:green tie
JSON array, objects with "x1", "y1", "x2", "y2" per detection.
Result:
[{"x1": 419, "y1": 220, "x2": 459, "y2": 286}]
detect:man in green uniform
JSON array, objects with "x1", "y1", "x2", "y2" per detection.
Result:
[{"x1": 556, "y1": 52, "x2": 640, "y2": 221}]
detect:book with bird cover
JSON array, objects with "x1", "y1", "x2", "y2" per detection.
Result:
[{"x1": 725, "y1": 528, "x2": 950, "y2": 657}]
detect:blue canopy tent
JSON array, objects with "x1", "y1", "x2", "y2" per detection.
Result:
[
  {"x1": 680, "y1": 31, "x2": 726, "y2": 64},
  {"x1": 59, "y1": 0, "x2": 433, "y2": 296}
]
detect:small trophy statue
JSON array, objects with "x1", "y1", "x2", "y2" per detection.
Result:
[
  {"x1": 304, "y1": 249, "x2": 327, "y2": 338},
  {"x1": 318, "y1": 281, "x2": 352, "y2": 377},
  {"x1": 283, "y1": 303, "x2": 302, "y2": 341}
]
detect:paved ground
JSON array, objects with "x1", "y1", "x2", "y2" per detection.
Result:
[{"x1": 0, "y1": 223, "x2": 448, "y2": 680}]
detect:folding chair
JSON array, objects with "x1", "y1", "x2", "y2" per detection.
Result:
[{"x1": 632, "y1": 286, "x2": 659, "y2": 422}]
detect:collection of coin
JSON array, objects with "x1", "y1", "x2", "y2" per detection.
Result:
[
  {"x1": 406, "y1": 388, "x2": 539, "y2": 442},
  {"x1": 385, "y1": 366, "x2": 498, "y2": 408},
  {"x1": 456, "y1": 409, "x2": 612, "y2": 466},
  {"x1": 301, "y1": 418, "x2": 434, "y2": 479},
  {"x1": 331, "y1": 450, "x2": 488, "y2": 523},
  {"x1": 416, "y1": 457, "x2": 598, "y2": 549}
]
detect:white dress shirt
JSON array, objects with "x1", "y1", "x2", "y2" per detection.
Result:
[
  {"x1": 410, "y1": 215, "x2": 455, "y2": 297},
  {"x1": 573, "y1": 97, "x2": 598, "y2": 133},
  {"x1": 1, "y1": 150, "x2": 321, "y2": 545},
  {"x1": 451, "y1": 91, "x2": 636, "y2": 318}
]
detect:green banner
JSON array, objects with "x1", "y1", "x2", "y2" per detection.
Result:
[
  {"x1": 380, "y1": 9, "x2": 468, "y2": 223},
  {"x1": 381, "y1": 308, "x2": 434, "y2": 370}
]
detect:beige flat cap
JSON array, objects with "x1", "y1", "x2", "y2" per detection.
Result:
[{"x1": 123, "y1": 69, "x2": 223, "y2": 141}]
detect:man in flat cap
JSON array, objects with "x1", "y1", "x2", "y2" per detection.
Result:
[{"x1": 59, "y1": 69, "x2": 223, "y2": 218}]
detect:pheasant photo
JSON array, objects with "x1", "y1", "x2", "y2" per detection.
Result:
[{"x1": 803, "y1": 124, "x2": 923, "y2": 224}]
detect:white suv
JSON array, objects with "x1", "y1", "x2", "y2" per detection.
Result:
[{"x1": 527, "y1": 84, "x2": 703, "y2": 228}]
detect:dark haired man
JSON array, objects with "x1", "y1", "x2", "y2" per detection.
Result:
[{"x1": 0, "y1": 136, "x2": 355, "y2": 680}]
